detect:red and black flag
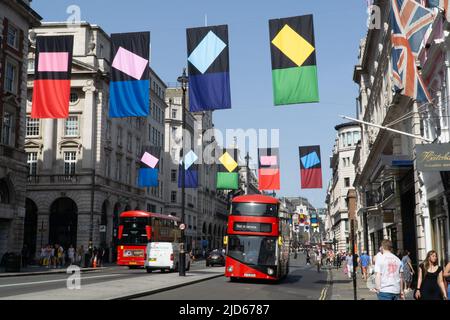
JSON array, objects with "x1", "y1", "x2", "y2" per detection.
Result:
[
  {"x1": 31, "y1": 35, "x2": 74, "y2": 119},
  {"x1": 299, "y1": 146, "x2": 323, "y2": 189},
  {"x1": 258, "y1": 148, "x2": 280, "y2": 191}
]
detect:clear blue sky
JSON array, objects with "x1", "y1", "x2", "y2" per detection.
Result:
[{"x1": 32, "y1": 0, "x2": 368, "y2": 208}]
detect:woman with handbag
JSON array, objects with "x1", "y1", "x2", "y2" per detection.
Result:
[{"x1": 415, "y1": 251, "x2": 448, "y2": 300}]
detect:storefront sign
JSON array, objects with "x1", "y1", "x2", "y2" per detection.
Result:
[
  {"x1": 383, "y1": 210, "x2": 395, "y2": 224},
  {"x1": 416, "y1": 144, "x2": 450, "y2": 172}
]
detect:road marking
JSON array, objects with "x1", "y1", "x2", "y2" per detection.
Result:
[
  {"x1": 319, "y1": 268, "x2": 332, "y2": 300},
  {"x1": 0, "y1": 274, "x2": 121, "y2": 288}
]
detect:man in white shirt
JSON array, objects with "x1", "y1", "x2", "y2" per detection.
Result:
[{"x1": 375, "y1": 239, "x2": 404, "y2": 300}]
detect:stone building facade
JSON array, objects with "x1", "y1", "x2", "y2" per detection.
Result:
[{"x1": 0, "y1": 0, "x2": 41, "y2": 258}]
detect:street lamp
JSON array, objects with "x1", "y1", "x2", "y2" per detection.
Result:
[{"x1": 177, "y1": 68, "x2": 189, "y2": 277}]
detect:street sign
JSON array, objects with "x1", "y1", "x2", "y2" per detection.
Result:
[
  {"x1": 99, "y1": 225, "x2": 106, "y2": 233},
  {"x1": 179, "y1": 224, "x2": 186, "y2": 231}
]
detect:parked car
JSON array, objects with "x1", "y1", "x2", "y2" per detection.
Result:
[
  {"x1": 144, "y1": 242, "x2": 190, "y2": 273},
  {"x1": 206, "y1": 250, "x2": 225, "y2": 267}
]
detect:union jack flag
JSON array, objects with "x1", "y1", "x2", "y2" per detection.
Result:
[
  {"x1": 425, "y1": 0, "x2": 450, "y2": 21},
  {"x1": 390, "y1": 0, "x2": 434, "y2": 102}
]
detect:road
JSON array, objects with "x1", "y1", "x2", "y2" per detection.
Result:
[
  {"x1": 135, "y1": 254, "x2": 330, "y2": 300},
  {"x1": 0, "y1": 261, "x2": 207, "y2": 299}
]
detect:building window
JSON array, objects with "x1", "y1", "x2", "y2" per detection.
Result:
[
  {"x1": 105, "y1": 153, "x2": 111, "y2": 178},
  {"x1": 106, "y1": 120, "x2": 112, "y2": 140},
  {"x1": 148, "y1": 125, "x2": 152, "y2": 141},
  {"x1": 5, "y1": 62, "x2": 17, "y2": 93},
  {"x1": 127, "y1": 133, "x2": 133, "y2": 152},
  {"x1": 7, "y1": 24, "x2": 19, "y2": 49},
  {"x1": 354, "y1": 131, "x2": 361, "y2": 145},
  {"x1": 64, "y1": 116, "x2": 79, "y2": 136},
  {"x1": 0, "y1": 179, "x2": 10, "y2": 204},
  {"x1": 344, "y1": 178, "x2": 351, "y2": 188},
  {"x1": 126, "y1": 161, "x2": 132, "y2": 185},
  {"x1": 2, "y1": 112, "x2": 14, "y2": 146},
  {"x1": 28, "y1": 58, "x2": 35, "y2": 72},
  {"x1": 70, "y1": 93, "x2": 79, "y2": 104},
  {"x1": 116, "y1": 157, "x2": 122, "y2": 181},
  {"x1": 117, "y1": 127, "x2": 123, "y2": 146},
  {"x1": 64, "y1": 151, "x2": 77, "y2": 176},
  {"x1": 26, "y1": 117, "x2": 40, "y2": 137},
  {"x1": 171, "y1": 170, "x2": 177, "y2": 183},
  {"x1": 136, "y1": 138, "x2": 141, "y2": 156},
  {"x1": 27, "y1": 152, "x2": 38, "y2": 176},
  {"x1": 171, "y1": 191, "x2": 177, "y2": 203}
]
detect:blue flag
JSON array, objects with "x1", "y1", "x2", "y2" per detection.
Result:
[{"x1": 138, "y1": 168, "x2": 159, "y2": 188}]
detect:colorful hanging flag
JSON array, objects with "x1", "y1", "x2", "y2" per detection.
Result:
[
  {"x1": 391, "y1": 0, "x2": 432, "y2": 102},
  {"x1": 110, "y1": 32, "x2": 150, "y2": 118},
  {"x1": 258, "y1": 148, "x2": 280, "y2": 191},
  {"x1": 217, "y1": 149, "x2": 239, "y2": 190},
  {"x1": 187, "y1": 25, "x2": 231, "y2": 112},
  {"x1": 299, "y1": 146, "x2": 323, "y2": 189},
  {"x1": 269, "y1": 15, "x2": 319, "y2": 106},
  {"x1": 178, "y1": 164, "x2": 199, "y2": 189},
  {"x1": 31, "y1": 36, "x2": 74, "y2": 119},
  {"x1": 138, "y1": 168, "x2": 159, "y2": 187}
]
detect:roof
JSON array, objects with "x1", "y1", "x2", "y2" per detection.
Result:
[
  {"x1": 120, "y1": 211, "x2": 181, "y2": 222},
  {"x1": 334, "y1": 122, "x2": 360, "y2": 131},
  {"x1": 232, "y1": 195, "x2": 280, "y2": 205}
]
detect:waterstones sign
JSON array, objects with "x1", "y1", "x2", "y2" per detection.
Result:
[{"x1": 416, "y1": 144, "x2": 450, "y2": 172}]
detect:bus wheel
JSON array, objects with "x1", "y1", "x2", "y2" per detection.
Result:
[
  {"x1": 229, "y1": 277, "x2": 237, "y2": 283},
  {"x1": 146, "y1": 268, "x2": 152, "y2": 273}
]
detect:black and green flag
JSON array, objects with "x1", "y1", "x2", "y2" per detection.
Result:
[
  {"x1": 269, "y1": 14, "x2": 319, "y2": 105},
  {"x1": 216, "y1": 148, "x2": 239, "y2": 190}
]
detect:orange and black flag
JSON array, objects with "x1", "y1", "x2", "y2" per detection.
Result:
[
  {"x1": 269, "y1": 15, "x2": 319, "y2": 106},
  {"x1": 31, "y1": 36, "x2": 74, "y2": 118}
]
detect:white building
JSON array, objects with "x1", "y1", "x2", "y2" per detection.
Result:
[
  {"x1": 0, "y1": 0, "x2": 41, "y2": 259},
  {"x1": 24, "y1": 22, "x2": 167, "y2": 261},
  {"x1": 326, "y1": 122, "x2": 361, "y2": 252}
]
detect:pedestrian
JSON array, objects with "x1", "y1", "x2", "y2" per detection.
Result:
[
  {"x1": 315, "y1": 250, "x2": 322, "y2": 273},
  {"x1": 401, "y1": 250, "x2": 414, "y2": 293},
  {"x1": 306, "y1": 250, "x2": 311, "y2": 265},
  {"x1": 51, "y1": 245, "x2": 57, "y2": 268},
  {"x1": 21, "y1": 244, "x2": 29, "y2": 267},
  {"x1": 97, "y1": 247, "x2": 105, "y2": 267},
  {"x1": 374, "y1": 239, "x2": 404, "y2": 300},
  {"x1": 414, "y1": 251, "x2": 448, "y2": 300},
  {"x1": 68, "y1": 245, "x2": 75, "y2": 265},
  {"x1": 77, "y1": 245, "x2": 84, "y2": 267},
  {"x1": 373, "y1": 246, "x2": 384, "y2": 266},
  {"x1": 57, "y1": 245, "x2": 64, "y2": 268},
  {"x1": 360, "y1": 251, "x2": 371, "y2": 280},
  {"x1": 444, "y1": 262, "x2": 450, "y2": 299},
  {"x1": 345, "y1": 253, "x2": 354, "y2": 279},
  {"x1": 39, "y1": 246, "x2": 46, "y2": 266}
]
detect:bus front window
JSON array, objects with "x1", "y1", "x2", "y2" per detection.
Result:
[
  {"x1": 228, "y1": 236, "x2": 277, "y2": 266},
  {"x1": 120, "y1": 218, "x2": 149, "y2": 245},
  {"x1": 231, "y1": 203, "x2": 278, "y2": 217}
]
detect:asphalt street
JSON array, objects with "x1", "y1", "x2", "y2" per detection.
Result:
[{"x1": 135, "y1": 254, "x2": 330, "y2": 300}]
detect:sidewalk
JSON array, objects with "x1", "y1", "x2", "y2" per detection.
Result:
[
  {"x1": 0, "y1": 267, "x2": 225, "y2": 300},
  {"x1": 328, "y1": 266, "x2": 414, "y2": 300}
]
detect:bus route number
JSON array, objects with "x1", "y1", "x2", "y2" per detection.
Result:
[{"x1": 223, "y1": 305, "x2": 270, "y2": 317}]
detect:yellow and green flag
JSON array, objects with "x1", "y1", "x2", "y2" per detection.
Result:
[{"x1": 269, "y1": 14, "x2": 319, "y2": 105}]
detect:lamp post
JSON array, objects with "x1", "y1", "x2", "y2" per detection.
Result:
[{"x1": 177, "y1": 68, "x2": 189, "y2": 276}]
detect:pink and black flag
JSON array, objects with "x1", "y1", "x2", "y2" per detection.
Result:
[
  {"x1": 299, "y1": 146, "x2": 323, "y2": 189},
  {"x1": 32, "y1": 35, "x2": 74, "y2": 118},
  {"x1": 110, "y1": 32, "x2": 150, "y2": 118}
]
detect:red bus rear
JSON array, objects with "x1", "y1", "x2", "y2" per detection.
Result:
[
  {"x1": 225, "y1": 195, "x2": 290, "y2": 281},
  {"x1": 117, "y1": 211, "x2": 181, "y2": 267}
]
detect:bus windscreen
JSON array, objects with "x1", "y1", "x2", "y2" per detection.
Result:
[
  {"x1": 231, "y1": 203, "x2": 278, "y2": 217},
  {"x1": 119, "y1": 218, "x2": 149, "y2": 245},
  {"x1": 227, "y1": 235, "x2": 277, "y2": 266}
]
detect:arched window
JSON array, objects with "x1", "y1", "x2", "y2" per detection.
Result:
[{"x1": 0, "y1": 179, "x2": 10, "y2": 204}]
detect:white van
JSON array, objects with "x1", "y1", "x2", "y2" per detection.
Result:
[{"x1": 144, "y1": 242, "x2": 191, "y2": 273}]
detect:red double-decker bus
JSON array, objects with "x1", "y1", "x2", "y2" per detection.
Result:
[
  {"x1": 117, "y1": 211, "x2": 181, "y2": 267},
  {"x1": 225, "y1": 195, "x2": 290, "y2": 281}
]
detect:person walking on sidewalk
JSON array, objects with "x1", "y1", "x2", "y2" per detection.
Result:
[
  {"x1": 68, "y1": 245, "x2": 75, "y2": 266},
  {"x1": 375, "y1": 240, "x2": 404, "y2": 301},
  {"x1": 415, "y1": 251, "x2": 448, "y2": 300},
  {"x1": 360, "y1": 252, "x2": 371, "y2": 280},
  {"x1": 401, "y1": 250, "x2": 414, "y2": 293},
  {"x1": 444, "y1": 262, "x2": 450, "y2": 299},
  {"x1": 346, "y1": 253, "x2": 353, "y2": 279},
  {"x1": 315, "y1": 250, "x2": 322, "y2": 273}
]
